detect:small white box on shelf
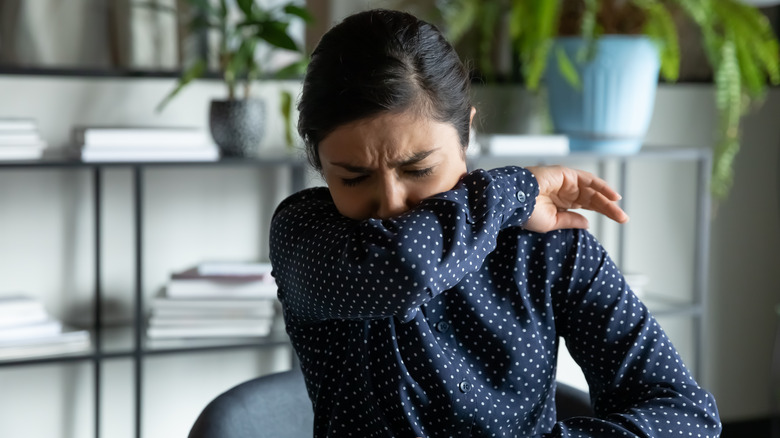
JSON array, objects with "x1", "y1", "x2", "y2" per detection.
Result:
[{"x1": 477, "y1": 134, "x2": 570, "y2": 156}]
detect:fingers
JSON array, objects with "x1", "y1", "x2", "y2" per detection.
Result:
[
  {"x1": 553, "y1": 211, "x2": 590, "y2": 230},
  {"x1": 572, "y1": 168, "x2": 621, "y2": 201},
  {"x1": 577, "y1": 189, "x2": 630, "y2": 224},
  {"x1": 527, "y1": 165, "x2": 629, "y2": 227},
  {"x1": 561, "y1": 168, "x2": 629, "y2": 224}
]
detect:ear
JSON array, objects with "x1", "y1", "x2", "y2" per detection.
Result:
[{"x1": 470, "y1": 106, "x2": 476, "y2": 126}]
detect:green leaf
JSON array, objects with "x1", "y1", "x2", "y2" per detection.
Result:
[
  {"x1": 525, "y1": 39, "x2": 553, "y2": 90},
  {"x1": 237, "y1": 0, "x2": 255, "y2": 17},
  {"x1": 712, "y1": 39, "x2": 741, "y2": 198},
  {"x1": 718, "y1": 0, "x2": 780, "y2": 87},
  {"x1": 280, "y1": 90, "x2": 295, "y2": 147},
  {"x1": 257, "y1": 21, "x2": 299, "y2": 51},
  {"x1": 156, "y1": 59, "x2": 207, "y2": 112},
  {"x1": 510, "y1": 0, "x2": 561, "y2": 90},
  {"x1": 555, "y1": 47, "x2": 582, "y2": 91},
  {"x1": 734, "y1": 33, "x2": 765, "y2": 98},
  {"x1": 443, "y1": 0, "x2": 478, "y2": 44},
  {"x1": 476, "y1": 0, "x2": 501, "y2": 81},
  {"x1": 580, "y1": 0, "x2": 597, "y2": 38},
  {"x1": 274, "y1": 59, "x2": 308, "y2": 79},
  {"x1": 637, "y1": 0, "x2": 679, "y2": 82},
  {"x1": 577, "y1": 0, "x2": 600, "y2": 63},
  {"x1": 283, "y1": 3, "x2": 314, "y2": 23}
]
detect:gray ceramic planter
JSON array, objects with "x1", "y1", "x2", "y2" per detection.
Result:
[{"x1": 209, "y1": 99, "x2": 265, "y2": 157}]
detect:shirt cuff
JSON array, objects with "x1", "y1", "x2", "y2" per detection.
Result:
[{"x1": 491, "y1": 166, "x2": 539, "y2": 229}]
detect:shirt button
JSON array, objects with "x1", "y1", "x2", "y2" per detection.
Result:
[
  {"x1": 458, "y1": 380, "x2": 472, "y2": 393},
  {"x1": 435, "y1": 321, "x2": 450, "y2": 333},
  {"x1": 516, "y1": 191, "x2": 527, "y2": 203}
]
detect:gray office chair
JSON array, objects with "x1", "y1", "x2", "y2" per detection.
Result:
[
  {"x1": 188, "y1": 368, "x2": 313, "y2": 438},
  {"x1": 188, "y1": 367, "x2": 593, "y2": 438}
]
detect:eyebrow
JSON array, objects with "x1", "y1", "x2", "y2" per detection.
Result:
[{"x1": 330, "y1": 148, "x2": 439, "y2": 173}]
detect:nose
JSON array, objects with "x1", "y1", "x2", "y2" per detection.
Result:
[{"x1": 375, "y1": 177, "x2": 409, "y2": 219}]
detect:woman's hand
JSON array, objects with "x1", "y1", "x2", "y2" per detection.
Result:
[{"x1": 524, "y1": 165, "x2": 629, "y2": 233}]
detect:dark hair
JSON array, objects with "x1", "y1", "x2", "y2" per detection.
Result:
[{"x1": 297, "y1": 9, "x2": 472, "y2": 170}]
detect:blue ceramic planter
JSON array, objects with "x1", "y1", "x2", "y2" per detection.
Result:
[{"x1": 544, "y1": 36, "x2": 660, "y2": 154}]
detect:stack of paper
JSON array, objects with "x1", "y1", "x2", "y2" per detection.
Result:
[
  {"x1": 72, "y1": 126, "x2": 219, "y2": 162},
  {"x1": 0, "y1": 295, "x2": 90, "y2": 360},
  {"x1": 0, "y1": 118, "x2": 47, "y2": 160},
  {"x1": 147, "y1": 262, "x2": 278, "y2": 339}
]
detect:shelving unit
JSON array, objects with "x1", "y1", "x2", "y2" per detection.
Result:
[
  {"x1": 0, "y1": 152, "x2": 306, "y2": 438},
  {"x1": 0, "y1": 146, "x2": 711, "y2": 438}
]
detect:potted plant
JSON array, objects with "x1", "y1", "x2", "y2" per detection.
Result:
[
  {"x1": 155, "y1": 0, "x2": 311, "y2": 157},
  {"x1": 424, "y1": 0, "x2": 780, "y2": 198}
]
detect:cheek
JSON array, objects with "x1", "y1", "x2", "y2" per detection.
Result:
[
  {"x1": 325, "y1": 180, "x2": 372, "y2": 220},
  {"x1": 429, "y1": 159, "x2": 467, "y2": 195},
  {"x1": 407, "y1": 168, "x2": 466, "y2": 204}
]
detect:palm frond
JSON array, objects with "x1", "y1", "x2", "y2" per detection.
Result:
[
  {"x1": 510, "y1": 0, "x2": 562, "y2": 90},
  {"x1": 712, "y1": 38, "x2": 742, "y2": 198},
  {"x1": 635, "y1": 0, "x2": 679, "y2": 81},
  {"x1": 442, "y1": 0, "x2": 480, "y2": 44}
]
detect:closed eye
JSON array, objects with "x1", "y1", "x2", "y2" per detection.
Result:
[
  {"x1": 341, "y1": 175, "x2": 369, "y2": 187},
  {"x1": 406, "y1": 167, "x2": 434, "y2": 179}
]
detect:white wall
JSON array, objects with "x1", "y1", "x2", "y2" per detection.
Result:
[
  {"x1": 706, "y1": 89, "x2": 780, "y2": 421},
  {"x1": 0, "y1": 76, "x2": 777, "y2": 437},
  {"x1": 647, "y1": 85, "x2": 780, "y2": 422}
]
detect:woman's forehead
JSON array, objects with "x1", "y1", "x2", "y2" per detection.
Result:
[{"x1": 319, "y1": 112, "x2": 458, "y2": 164}]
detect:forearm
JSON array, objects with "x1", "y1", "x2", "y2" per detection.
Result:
[
  {"x1": 270, "y1": 166, "x2": 539, "y2": 323},
  {"x1": 551, "y1": 229, "x2": 721, "y2": 437}
]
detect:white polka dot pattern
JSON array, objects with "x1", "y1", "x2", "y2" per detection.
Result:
[{"x1": 269, "y1": 167, "x2": 721, "y2": 437}]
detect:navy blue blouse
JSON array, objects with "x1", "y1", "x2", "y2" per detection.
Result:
[{"x1": 269, "y1": 166, "x2": 721, "y2": 437}]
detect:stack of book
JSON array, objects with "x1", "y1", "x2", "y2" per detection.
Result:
[
  {"x1": 72, "y1": 126, "x2": 219, "y2": 162},
  {"x1": 0, "y1": 118, "x2": 47, "y2": 160},
  {"x1": 0, "y1": 295, "x2": 90, "y2": 360},
  {"x1": 147, "y1": 262, "x2": 279, "y2": 340}
]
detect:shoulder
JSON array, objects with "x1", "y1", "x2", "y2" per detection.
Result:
[{"x1": 272, "y1": 186, "x2": 335, "y2": 219}]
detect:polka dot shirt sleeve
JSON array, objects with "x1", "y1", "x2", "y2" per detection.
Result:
[
  {"x1": 547, "y1": 229, "x2": 721, "y2": 437},
  {"x1": 269, "y1": 166, "x2": 539, "y2": 324}
]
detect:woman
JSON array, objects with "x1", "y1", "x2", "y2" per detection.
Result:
[{"x1": 270, "y1": 9, "x2": 720, "y2": 437}]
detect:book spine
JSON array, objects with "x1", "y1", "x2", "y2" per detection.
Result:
[
  {"x1": 0, "y1": 119, "x2": 37, "y2": 131},
  {"x1": 164, "y1": 280, "x2": 278, "y2": 298},
  {"x1": 0, "y1": 134, "x2": 43, "y2": 145},
  {"x1": 146, "y1": 323, "x2": 272, "y2": 339},
  {"x1": 79, "y1": 147, "x2": 219, "y2": 162}
]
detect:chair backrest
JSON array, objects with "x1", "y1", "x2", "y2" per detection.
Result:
[
  {"x1": 189, "y1": 367, "x2": 593, "y2": 438},
  {"x1": 188, "y1": 368, "x2": 314, "y2": 438}
]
